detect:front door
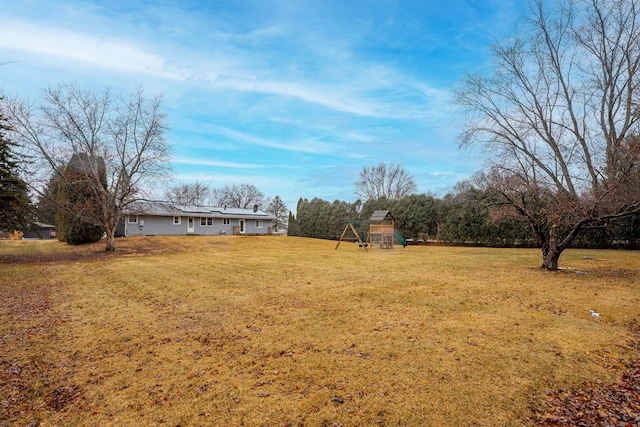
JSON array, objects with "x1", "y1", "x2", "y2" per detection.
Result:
[
  {"x1": 188, "y1": 217, "x2": 195, "y2": 233},
  {"x1": 239, "y1": 219, "x2": 245, "y2": 234}
]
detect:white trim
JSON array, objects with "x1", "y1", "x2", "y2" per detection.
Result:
[
  {"x1": 239, "y1": 219, "x2": 246, "y2": 234},
  {"x1": 128, "y1": 215, "x2": 138, "y2": 224},
  {"x1": 173, "y1": 216, "x2": 181, "y2": 225},
  {"x1": 187, "y1": 217, "x2": 195, "y2": 233}
]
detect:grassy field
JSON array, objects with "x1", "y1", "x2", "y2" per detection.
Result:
[{"x1": 1, "y1": 236, "x2": 639, "y2": 426}]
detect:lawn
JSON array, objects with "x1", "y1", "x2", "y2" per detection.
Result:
[{"x1": 1, "y1": 236, "x2": 639, "y2": 426}]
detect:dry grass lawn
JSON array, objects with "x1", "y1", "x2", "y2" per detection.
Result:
[{"x1": 1, "y1": 236, "x2": 639, "y2": 426}]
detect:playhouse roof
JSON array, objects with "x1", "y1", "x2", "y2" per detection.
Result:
[{"x1": 369, "y1": 210, "x2": 394, "y2": 222}]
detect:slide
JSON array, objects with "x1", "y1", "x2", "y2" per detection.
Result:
[{"x1": 394, "y1": 230, "x2": 408, "y2": 247}]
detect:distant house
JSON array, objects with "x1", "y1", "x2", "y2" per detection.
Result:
[
  {"x1": 116, "y1": 202, "x2": 276, "y2": 237},
  {"x1": 22, "y1": 223, "x2": 56, "y2": 239}
]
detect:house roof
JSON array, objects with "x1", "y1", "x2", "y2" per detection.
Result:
[
  {"x1": 34, "y1": 222, "x2": 56, "y2": 229},
  {"x1": 123, "y1": 201, "x2": 276, "y2": 220},
  {"x1": 369, "y1": 210, "x2": 394, "y2": 222}
]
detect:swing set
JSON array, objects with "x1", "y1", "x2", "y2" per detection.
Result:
[{"x1": 335, "y1": 210, "x2": 408, "y2": 251}]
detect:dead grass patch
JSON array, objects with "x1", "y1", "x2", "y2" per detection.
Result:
[{"x1": 1, "y1": 236, "x2": 639, "y2": 426}]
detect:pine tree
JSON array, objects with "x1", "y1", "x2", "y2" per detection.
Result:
[
  {"x1": 54, "y1": 153, "x2": 105, "y2": 245},
  {"x1": 0, "y1": 109, "x2": 32, "y2": 233}
]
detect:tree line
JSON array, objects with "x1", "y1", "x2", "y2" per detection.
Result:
[{"x1": 288, "y1": 183, "x2": 640, "y2": 250}]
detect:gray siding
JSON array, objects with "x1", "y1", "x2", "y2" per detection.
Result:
[
  {"x1": 123, "y1": 215, "x2": 187, "y2": 236},
  {"x1": 244, "y1": 218, "x2": 269, "y2": 234},
  {"x1": 121, "y1": 215, "x2": 272, "y2": 236}
]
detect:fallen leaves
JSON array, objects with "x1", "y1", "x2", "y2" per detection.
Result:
[
  {"x1": 46, "y1": 385, "x2": 83, "y2": 411},
  {"x1": 532, "y1": 328, "x2": 640, "y2": 426},
  {"x1": 0, "y1": 278, "x2": 83, "y2": 424}
]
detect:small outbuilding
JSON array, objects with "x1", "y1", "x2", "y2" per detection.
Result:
[
  {"x1": 368, "y1": 210, "x2": 397, "y2": 248},
  {"x1": 22, "y1": 223, "x2": 56, "y2": 239}
]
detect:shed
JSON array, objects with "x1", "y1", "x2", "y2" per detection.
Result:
[{"x1": 22, "y1": 223, "x2": 56, "y2": 239}]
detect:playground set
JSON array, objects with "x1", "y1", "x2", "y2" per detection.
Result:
[{"x1": 335, "y1": 210, "x2": 408, "y2": 251}]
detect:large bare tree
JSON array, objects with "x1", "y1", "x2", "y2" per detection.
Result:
[
  {"x1": 3, "y1": 83, "x2": 171, "y2": 251},
  {"x1": 215, "y1": 183, "x2": 264, "y2": 209},
  {"x1": 455, "y1": 0, "x2": 640, "y2": 269},
  {"x1": 265, "y1": 195, "x2": 288, "y2": 232},
  {"x1": 164, "y1": 180, "x2": 212, "y2": 206},
  {"x1": 354, "y1": 162, "x2": 417, "y2": 200}
]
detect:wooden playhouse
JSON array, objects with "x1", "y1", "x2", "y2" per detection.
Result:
[{"x1": 367, "y1": 210, "x2": 397, "y2": 248}]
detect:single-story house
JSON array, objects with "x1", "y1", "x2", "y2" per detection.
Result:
[{"x1": 116, "y1": 201, "x2": 276, "y2": 237}]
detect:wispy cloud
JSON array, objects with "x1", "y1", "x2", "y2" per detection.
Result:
[
  {"x1": 172, "y1": 157, "x2": 263, "y2": 169},
  {"x1": 215, "y1": 77, "x2": 397, "y2": 119},
  {"x1": 2, "y1": 16, "x2": 442, "y2": 121},
  {"x1": 0, "y1": 20, "x2": 186, "y2": 80},
  {"x1": 215, "y1": 24, "x2": 287, "y2": 44},
  {"x1": 205, "y1": 125, "x2": 339, "y2": 154}
]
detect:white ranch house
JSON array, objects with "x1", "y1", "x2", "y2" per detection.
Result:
[{"x1": 116, "y1": 202, "x2": 276, "y2": 237}]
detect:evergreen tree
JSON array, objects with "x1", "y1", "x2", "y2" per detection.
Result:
[
  {"x1": 35, "y1": 174, "x2": 57, "y2": 225},
  {"x1": 328, "y1": 200, "x2": 358, "y2": 239},
  {"x1": 294, "y1": 198, "x2": 311, "y2": 237},
  {"x1": 54, "y1": 153, "x2": 105, "y2": 245},
  {"x1": 304, "y1": 198, "x2": 332, "y2": 239},
  {"x1": 438, "y1": 186, "x2": 533, "y2": 247},
  {"x1": 287, "y1": 211, "x2": 298, "y2": 236},
  {"x1": 392, "y1": 194, "x2": 440, "y2": 240},
  {"x1": 0, "y1": 109, "x2": 32, "y2": 233}
]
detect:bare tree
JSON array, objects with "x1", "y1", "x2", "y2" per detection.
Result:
[
  {"x1": 208, "y1": 187, "x2": 226, "y2": 206},
  {"x1": 3, "y1": 83, "x2": 171, "y2": 251},
  {"x1": 217, "y1": 183, "x2": 264, "y2": 209},
  {"x1": 454, "y1": 0, "x2": 640, "y2": 269},
  {"x1": 265, "y1": 195, "x2": 288, "y2": 232},
  {"x1": 164, "y1": 180, "x2": 211, "y2": 206},
  {"x1": 354, "y1": 162, "x2": 417, "y2": 200}
]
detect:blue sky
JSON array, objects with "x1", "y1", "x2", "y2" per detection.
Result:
[{"x1": 0, "y1": 0, "x2": 525, "y2": 212}]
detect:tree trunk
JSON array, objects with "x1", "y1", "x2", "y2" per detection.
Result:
[
  {"x1": 541, "y1": 245, "x2": 561, "y2": 270},
  {"x1": 540, "y1": 221, "x2": 584, "y2": 270},
  {"x1": 537, "y1": 222, "x2": 563, "y2": 270},
  {"x1": 105, "y1": 226, "x2": 117, "y2": 251}
]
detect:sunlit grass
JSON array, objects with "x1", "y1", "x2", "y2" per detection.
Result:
[{"x1": 1, "y1": 236, "x2": 639, "y2": 426}]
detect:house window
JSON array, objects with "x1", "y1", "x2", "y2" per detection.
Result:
[
  {"x1": 128, "y1": 215, "x2": 138, "y2": 224},
  {"x1": 223, "y1": 218, "x2": 230, "y2": 225},
  {"x1": 173, "y1": 216, "x2": 181, "y2": 225},
  {"x1": 256, "y1": 219, "x2": 263, "y2": 228},
  {"x1": 200, "y1": 217, "x2": 213, "y2": 226}
]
